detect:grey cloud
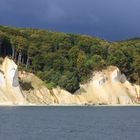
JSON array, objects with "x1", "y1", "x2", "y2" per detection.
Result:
[{"x1": 0, "y1": 0, "x2": 140, "y2": 41}]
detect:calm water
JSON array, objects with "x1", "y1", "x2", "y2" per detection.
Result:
[{"x1": 0, "y1": 106, "x2": 140, "y2": 140}]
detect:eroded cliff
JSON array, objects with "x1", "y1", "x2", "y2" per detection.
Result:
[
  {"x1": 0, "y1": 57, "x2": 140, "y2": 105},
  {"x1": 19, "y1": 66, "x2": 140, "y2": 105},
  {"x1": 0, "y1": 57, "x2": 26, "y2": 105}
]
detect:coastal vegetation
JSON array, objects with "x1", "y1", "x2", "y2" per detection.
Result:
[{"x1": 0, "y1": 25, "x2": 140, "y2": 93}]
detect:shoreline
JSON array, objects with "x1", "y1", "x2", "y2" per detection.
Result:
[{"x1": 0, "y1": 104, "x2": 140, "y2": 107}]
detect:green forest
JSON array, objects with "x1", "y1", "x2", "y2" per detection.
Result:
[{"x1": 0, "y1": 25, "x2": 140, "y2": 93}]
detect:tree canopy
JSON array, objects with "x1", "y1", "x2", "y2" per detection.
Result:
[{"x1": 0, "y1": 25, "x2": 140, "y2": 93}]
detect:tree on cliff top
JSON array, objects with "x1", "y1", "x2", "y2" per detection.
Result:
[{"x1": 0, "y1": 25, "x2": 140, "y2": 93}]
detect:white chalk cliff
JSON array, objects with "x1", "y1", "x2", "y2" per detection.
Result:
[
  {"x1": 0, "y1": 57, "x2": 26, "y2": 105},
  {"x1": 0, "y1": 57, "x2": 140, "y2": 105},
  {"x1": 75, "y1": 67, "x2": 140, "y2": 105}
]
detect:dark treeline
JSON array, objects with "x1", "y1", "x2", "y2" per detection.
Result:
[{"x1": 0, "y1": 25, "x2": 140, "y2": 93}]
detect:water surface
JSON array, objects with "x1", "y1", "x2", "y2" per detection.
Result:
[{"x1": 0, "y1": 106, "x2": 140, "y2": 140}]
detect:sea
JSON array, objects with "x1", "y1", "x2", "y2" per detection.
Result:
[{"x1": 0, "y1": 106, "x2": 140, "y2": 140}]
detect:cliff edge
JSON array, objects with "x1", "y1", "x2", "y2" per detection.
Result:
[
  {"x1": 0, "y1": 57, "x2": 140, "y2": 105},
  {"x1": 0, "y1": 57, "x2": 26, "y2": 105}
]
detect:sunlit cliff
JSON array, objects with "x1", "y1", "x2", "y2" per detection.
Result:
[{"x1": 0, "y1": 57, "x2": 139, "y2": 105}]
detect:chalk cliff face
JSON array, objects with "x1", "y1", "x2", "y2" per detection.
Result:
[
  {"x1": 19, "y1": 63, "x2": 140, "y2": 105},
  {"x1": 0, "y1": 57, "x2": 140, "y2": 105},
  {"x1": 0, "y1": 57, "x2": 26, "y2": 105},
  {"x1": 75, "y1": 67, "x2": 140, "y2": 105}
]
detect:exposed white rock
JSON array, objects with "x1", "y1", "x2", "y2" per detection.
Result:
[
  {"x1": 19, "y1": 66, "x2": 140, "y2": 105},
  {"x1": 0, "y1": 71, "x2": 5, "y2": 85},
  {"x1": 75, "y1": 66, "x2": 136, "y2": 105},
  {"x1": 111, "y1": 68, "x2": 121, "y2": 82},
  {"x1": 0, "y1": 57, "x2": 26, "y2": 105},
  {"x1": 0, "y1": 57, "x2": 140, "y2": 105}
]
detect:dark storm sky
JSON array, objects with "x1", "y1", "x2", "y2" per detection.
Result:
[{"x1": 0, "y1": 0, "x2": 140, "y2": 41}]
